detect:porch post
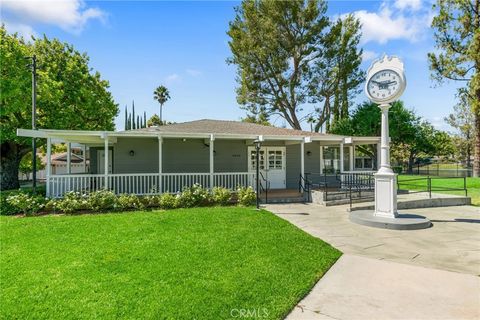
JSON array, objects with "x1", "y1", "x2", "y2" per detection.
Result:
[
  {"x1": 349, "y1": 146, "x2": 354, "y2": 171},
  {"x1": 319, "y1": 145, "x2": 324, "y2": 174},
  {"x1": 46, "y1": 138, "x2": 52, "y2": 197},
  {"x1": 158, "y1": 136, "x2": 163, "y2": 193},
  {"x1": 82, "y1": 145, "x2": 87, "y2": 173},
  {"x1": 339, "y1": 143, "x2": 344, "y2": 173},
  {"x1": 209, "y1": 134, "x2": 215, "y2": 189},
  {"x1": 67, "y1": 142, "x2": 72, "y2": 174},
  {"x1": 104, "y1": 135, "x2": 109, "y2": 190},
  {"x1": 376, "y1": 142, "x2": 381, "y2": 170},
  {"x1": 300, "y1": 141, "x2": 305, "y2": 184}
]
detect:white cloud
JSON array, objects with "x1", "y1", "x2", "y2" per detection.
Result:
[
  {"x1": 2, "y1": 20, "x2": 37, "y2": 39},
  {"x1": 165, "y1": 73, "x2": 181, "y2": 83},
  {"x1": 394, "y1": 0, "x2": 423, "y2": 11},
  {"x1": 349, "y1": 1, "x2": 430, "y2": 44},
  {"x1": 1, "y1": 0, "x2": 106, "y2": 34},
  {"x1": 186, "y1": 69, "x2": 202, "y2": 77},
  {"x1": 362, "y1": 50, "x2": 378, "y2": 62}
]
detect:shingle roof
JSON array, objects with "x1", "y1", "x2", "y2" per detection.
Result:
[{"x1": 128, "y1": 119, "x2": 335, "y2": 137}]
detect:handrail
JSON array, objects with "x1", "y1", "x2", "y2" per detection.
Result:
[
  {"x1": 298, "y1": 174, "x2": 311, "y2": 202},
  {"x1": 397, "y1": 175, "x2": 468, "y2": 198}
]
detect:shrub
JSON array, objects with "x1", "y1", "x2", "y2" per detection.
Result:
[
  {"x1": 212, "y1": 187, "x2": 232, "y2": 206},
  {"x1": 6, "y1": 191, "x2": 47, "y2": 215},
  {"x1": 159, "y1": 193, "x2": 177, "y2": 209},
  {"x1": 87, "y1": 190, "x2": 118, "y2": 212},
  {"x1": 117, "y1": 194, "x2": 145, "y2": 211},
  {"x1": 55, "y1": 192, "x2": 88, "y2": 214},
  {"x1": 1, "y1": 191, "x2": 21, "y2": 215},
  {"x1": 237, "y1": 186, "x2": 256, "y2": 206},
  {"x1": 143, "y1": 195, "x2": 161, "y2": 208},
  {"x1": 176, "y1": 184, "x2": 212, "y2": 208}
]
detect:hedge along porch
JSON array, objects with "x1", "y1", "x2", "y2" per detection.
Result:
[{"x1": 17, "y1": 120, "x2": 381, "y2": 198}]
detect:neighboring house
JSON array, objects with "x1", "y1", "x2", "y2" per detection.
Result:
[{"x1": 17, "y1": 119, "x2": 380, "y2": 198}]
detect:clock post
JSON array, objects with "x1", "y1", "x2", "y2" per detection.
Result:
[{"x1": 349, "y1": 55, "x2": 431, "y2": 229}]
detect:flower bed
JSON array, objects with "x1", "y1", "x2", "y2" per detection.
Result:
[{"x1": 2, "y1": 184, "x2": 257, "y2": 216}]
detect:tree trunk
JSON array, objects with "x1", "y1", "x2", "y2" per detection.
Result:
[
  {"x1": 0, "y1": 142, "x2": 26, "y2": 190},
  {"x1": 474, "y1": 112, "x2": 480, "y2": 177}
]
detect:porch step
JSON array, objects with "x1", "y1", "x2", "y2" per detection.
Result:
[{"x1": 260, "y1": 189, "x2": 305, "y2": 204}]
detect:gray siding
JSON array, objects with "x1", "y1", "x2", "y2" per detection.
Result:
[
  {"x1": 115, "y1": 138, "x2": 159, "y2": 173},
  {"x1": 214, "y1": 140, "x2": 248, "y2": 172},
  {"x1": 89, "y1": 147, "x2": 113, "y2": 174},
  {"x1": 162, "y1": 138, "x2": 209, "y2": 173}
]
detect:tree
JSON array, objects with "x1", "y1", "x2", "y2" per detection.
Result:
[
  {"x1": 153, "y1": 85, "x2": 170, "y2": 123},
  {"x1": 428, "y1": 0, "x2": 480, "y2": 176},
  {"x1": 241, "y1": 106, "x2": 271, "y2": 126},
  {"x1": 227, "y1": 1, "x2": 363, "y2": 131},
  {"x1": 309, "y1": 15, "x2": 364, "y2": 132},
  {"x1": 227, "y1": 0, "x2": 329, "y2": 130},
  {"x1": 331, "y1": 101, "x2": 454, "y2": 172},
  {"x1": 19, "y1": 152, "x2": 45, "y2": 181},
  {"x1": 0, "y1": 27, "x2": 118, "y2": 190},
  {"x1": 445, "y1": 89, "x2": 475, "y2": 166},
  {"x1": 147, "y1": 114, "x2": 162, "y2": 127}
]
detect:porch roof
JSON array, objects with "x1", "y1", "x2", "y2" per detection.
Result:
[{"x1": 17, "y1": 119, "x2": 380, "y2": 144}]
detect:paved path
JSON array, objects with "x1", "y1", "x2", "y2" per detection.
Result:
[
  {"x1": 265, "y1": 204, "x2": 480, "y2": 319},
  {"x1": 266, "y1": 204, "x2": 480, "y2": 275},
  {"x1": 287, "y1": 254, "x2": 480, "y2": 320}
]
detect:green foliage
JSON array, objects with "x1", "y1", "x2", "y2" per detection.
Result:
[
  {"x1": 241, "y1": 106, "x2": 271, "y2": 126},
  {"x1": 176, "y1": 184, "x2": 213, "y2": 208},
  {"x1": 212, "y1": 187, "x2": 232, "y2": 206},
  {"x1": 0, "y1": 26, "x2": 118, "y2": 190},
  {"x1": 237, "y1": 186, "x2": 256, "y2": 206},
  {"x1": 6, "y1": 191, "x2": 47, "y2": 215},
  {"x1": 428, "y1": 0, "x2": 480, "y2": 176},
  {"x1": 54, "y1": 192, "x2": 88, "y2": 214},
  {"x1": 227, "y1": 1, "x2": 363, "y2": 130},
  {"x1": 153, "y1": 85, "x2": 170, "y2": 123},
  {"x1": 147, "y1": 114, "x2": 163, "y2": 127},
  {"x1": 159, "y1": 193, "x2": 177, "y2": 209},
  {"x1": 117, "y1": 194, "x2": 145, "y2": 211},
  {"x1": 87, "y1": 190, "x2": 118, "y2": 212},
  {"x1": 18, "y1": 153, "x2": 45, "y2": 180}
]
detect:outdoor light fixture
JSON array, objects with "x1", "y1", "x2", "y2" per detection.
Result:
[
  {"x1": 306, "y1": 151, "x2": 312, "y2": 157},
  {"x1": 129, "y1": 150, "x2": 135, "y2": 156},
  {"x1": 253, "y1": 139, "x2": 262, "y2": 209}
]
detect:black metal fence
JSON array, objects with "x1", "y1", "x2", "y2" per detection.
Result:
[
  {"x1": 397, "y1": 176, "x2": 468, "y2": 198},
  {"x1": 397, "y1": 162, "x2": 472, "y2": 177}
]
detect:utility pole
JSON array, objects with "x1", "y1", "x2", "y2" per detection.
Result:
[{"x1": 29, "y1": 55, "x2": 38, "y2": 194}]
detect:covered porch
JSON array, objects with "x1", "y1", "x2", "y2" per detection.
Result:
[{"x1": 18, "y1": 123, "x2": 380, "y2": 199}]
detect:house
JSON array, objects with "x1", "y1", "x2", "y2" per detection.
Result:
[{"x1": 17, "y1": 119, "x2": 380, "y2": 198}]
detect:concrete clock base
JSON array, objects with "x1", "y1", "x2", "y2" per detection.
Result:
[{"x1": 350, "y1": 210, "x2": 432, "y2": 230}]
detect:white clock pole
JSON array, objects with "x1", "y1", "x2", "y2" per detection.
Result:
[{"x1": 374, "y1": 103, "x2": 398, "y2": 218}]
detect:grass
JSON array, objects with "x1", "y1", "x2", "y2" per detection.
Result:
[
  {"x1": 398, "y1": 175, "x2": 480, "y2": 206},
  {"x1": 0, "y1": 207, "x2": 341, "y2": 319}
]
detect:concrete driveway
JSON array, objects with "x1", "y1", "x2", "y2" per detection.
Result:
[{"x1": 265, "y1": 204, "x2": 480, "y2": 320}]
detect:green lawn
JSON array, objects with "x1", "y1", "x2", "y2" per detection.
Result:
[
  {"x1": 0, "y1": 207, "x2": 341, "y2": 319},
  {"x1": 398, "y1": 175, "x2": 480, "y2": 206}
]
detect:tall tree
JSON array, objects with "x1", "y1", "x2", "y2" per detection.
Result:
[
  {"x1": 241, "y1": 106, "x2": 271, "y2": 126},
  {"x1": 428, "y1": 0, "x2": 480, "y2": 176},
  {"x1": 309, "y1": 14, "x2": 364, "y2": 132},
  {"x1": 147, "y1": 114, "x2": 162, "y2": 127},
  {"x1": 445, "y1": 89, "x2": 475, "y2": 166},
  {"x1": 331, "y1": 101, "x2": 454, "y2": 172},
  {"x1": 227, "y1": 0, "x2": 329, "y2": 130},
  {"x1": 0, "y1": 27, "x2": 118, "y2": 190},
  {"x1": 153, "y1": 85, "x2": 170, "y2": 123}
]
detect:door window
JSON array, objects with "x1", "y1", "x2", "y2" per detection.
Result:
[
  {"x1": 250, "y1": 150, "x2": 265, "y2": 170},
  {"x1": 268, "y1": 150, "x2": 283, "y2": 169}
]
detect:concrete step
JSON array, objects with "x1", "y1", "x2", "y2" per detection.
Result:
[
  {"x1": 350, "y1": 196, "x2": 471, "y2": 211},
  {"x1": 262, "y1": 197, "x2": 305, "y2": 204}
]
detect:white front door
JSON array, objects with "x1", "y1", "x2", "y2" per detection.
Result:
[
  {"x1": 97, "y1": 150, "x2": 113, "y2": 174},
  {"x1": 248, "y1": 147, "x2": 286, "y2": 189}
]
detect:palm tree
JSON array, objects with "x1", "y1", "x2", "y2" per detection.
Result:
[{"x1": 153, "y1": 85, "x2": 170, "y2": 124}]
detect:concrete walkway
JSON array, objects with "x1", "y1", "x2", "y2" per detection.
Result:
[
  {"x1": 287, "y1": 254, "x2": 480, "y2": 320},
  {"x1": 265, "y1": 204, "x2": 480, "y2": 319}
]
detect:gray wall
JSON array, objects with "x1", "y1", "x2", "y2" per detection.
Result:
[{"x1": 90, "y1": 137, "x2": 329, "y2": 189}]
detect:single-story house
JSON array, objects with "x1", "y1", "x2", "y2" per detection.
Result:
[{"x1": 17, "y1": 119, "x2": 381, "y2": 198}]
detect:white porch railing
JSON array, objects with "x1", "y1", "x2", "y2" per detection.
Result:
[{"x1": 47, "y1": 172, "x2": 255, "y2": 198}]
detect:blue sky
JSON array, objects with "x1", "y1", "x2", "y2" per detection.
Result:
[{"x1": 2, "y1": 0, "x2": 461, "y2": 132}]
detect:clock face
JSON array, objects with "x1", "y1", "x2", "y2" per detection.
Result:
[{"x1": 367, "y1": 69, "x2": 402, "y2": 101}]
